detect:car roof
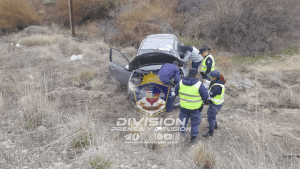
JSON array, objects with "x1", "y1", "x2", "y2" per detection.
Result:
[{"x1": 140, "y1": 34, "x2": 177, "y2": 50}]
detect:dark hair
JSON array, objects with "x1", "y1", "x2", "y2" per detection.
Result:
[
  {"x1": 173, "y1": 61, "x2": 179, "y2": 67},
  {"x1": 188, "y1": 68, "x2": 198, "y2": 77}
]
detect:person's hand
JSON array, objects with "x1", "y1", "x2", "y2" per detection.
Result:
[{"x1": 202, "y1": 79, "x2": 206, "y2": 83}]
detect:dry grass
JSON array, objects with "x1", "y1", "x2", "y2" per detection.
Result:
[
  {"x1": 73, "y1": 70, "x2": 98, "y2": 87},
  {"x1": 18, "y1": 34, "x2": 64, "y2": 47},
  {"x1": 178, "y1": 0, "x2": 300, "y2": 55},
  {"x1": 114, "y1": 0, "x2": 182, "y2": 47},
  {"x1": 215, "y1": 56, "x2": 233, "y2": 74},
  {"x1": 193, "y1": 142, "x2": 216, "y2": 169},
  {"x1": 0, "y1": 0, "x2": 41, "y2": 30},
  {"x1": 129, "y1": 117, "x2": 168, "y2": 150},
  {"x1": 87, "y1": 22, "x2": 102, "y2": 37},
  {"x1": 1, "y1": 25, "x2": 300, "y2": 168},
  {"x1": 56, "y1": 0, "x2": 121, "y2": 24}
]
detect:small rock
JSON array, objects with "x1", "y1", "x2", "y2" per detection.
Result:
[
  {"x1": 152, "y1": 165, "x2": 158, "y2": 168},
  {"x1": 271, "y1": 132, "x2": 283, "y2": 137},
  {"x1": 37, "y1": 126, "x2": 47, "y2": 132},
  {"x1": 54, "y1": 162, "x2": 65, "y2": 168},
  {"x1": 61, "y1": 150, "x2": 67, "y2": 155},
  {"x1": 83, "y1": 85, "x2": 92, "y2": 90},
  {"x1": 262, "y1": 109, "x2": 271, "y2": 114},
  {"x1": 28, "y1": 75, "x2": 34, "y2": 80},
  {"x1": 22, "y1": 150, "x2": 28, "y2": 154},
  {"x1": 0, "y1": 139, "x2": 15, "y2": 149}
]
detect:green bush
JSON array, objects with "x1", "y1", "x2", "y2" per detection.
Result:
[
  {"x1": 89, "y1": 156, "x2": 112, "y2": 169},
  {"x1": 282, "y1": 47, "x2": 300, "y2": 56},
  {"x1": 178, "y1": 36, "x2": 202, "y2": 49},
  {"x1": 70, "y1": 128, "x2": 93, "y2": 149}
]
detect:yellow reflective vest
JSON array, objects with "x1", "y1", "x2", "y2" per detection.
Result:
[
  {"x1": 178, "y1": 80, "x2": 203, "y2": 110},
  {"x1": 209, "y1": 83, "x2": 225, "y2": 105},
  {"x1": 200, "y1": 54, "x2": 215, "y2": 72}
]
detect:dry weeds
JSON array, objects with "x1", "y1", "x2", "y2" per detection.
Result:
[
  {"x1": 1, "y1": 24, "x2": 300, "y2": 168},
  {"x1": 0, "y1": 0, "x2": 41, "y2": 30},
  {"x1": 114, "y1": 0, "x2": 182, "y2": 47},
  {"x1": 192, "y1": 142, "x2": 216, "y2": 169},
  {"x1": 18, "y1": 34, "x2": 64, "y2": 47},
  {"x1": 56, "y1": 0, "x2": 120, "y2": 24}
]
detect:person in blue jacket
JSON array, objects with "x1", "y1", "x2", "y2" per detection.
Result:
[
  {"x1": 202, "y1": 70, "x2": 226, "y2": 137},
  {"x1": 175, "y1": 69, "x2": 209, "y2": 144},
  {"x1": 180, "y1": 45, "x2": 203, "y2": 70},
  {"x1": 157, "y1": 61, "x2": 181, "y2": 112}
]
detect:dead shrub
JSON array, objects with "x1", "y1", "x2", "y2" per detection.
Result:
[
  {"x1": 20, "y1": 96, "x2": 46, "y2": 129},
  {"x1": 71, "y1": 127, "x2": 93, "y2": 149},
  {"x1": 18, "y1": 34, "x2": 64, "y2": 47},
  {"x1": 178, "y1": 36, "x2": 202, "y2": 49},
  {"x1": 23, "y1": 25, "x2": 52, "y2": 35},
  {"x1": 193, "y1": 142, "x2": 216, "y2": 169},
  {"x1": 114, "y1": 0, "x2": 182, "y2": 47},
  {"x1": 178, "y1": 0, "x2": 300, "y2": 56},
  {"x1": 120, "y1": 46, "x2": 137, "y2": 60},
  {"x1": 215, "y1": 56, "x2": 233, "y2": 74},
  {"x1": 87, "y1": 22, "x2": 102, "y2": 37},
  {"x1": 56, "y1": 0, "x2": 121, "y2": 25},
  {"x1": 0, "y1": 0, "x2": 41, "y2": 30},
  {"x1": 89, "y1": 156, "x2": 113, "y2": 169},
  {"x1": 279, "y1": 85, "x2": 300, "y2": 109},
  {"x1": 57, "y1": 37, "x2": 82, "y2": 56},
  {"x1": 73, "y1": 70, "x2": 97, "y2": 87}
]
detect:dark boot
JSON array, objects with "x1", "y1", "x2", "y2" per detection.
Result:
[
  {"x1": 207, "y1": 122, "x2": 218, "y2": 130},
  {"x1": 191, "y1": 136, "x2": 197, "y2": 144},
  {"x1": 214, "y1": 122, "x2": 218, "y2": 130},
  {"x1": 202, "y1": 130, "x2": 213, "y2": 137}
]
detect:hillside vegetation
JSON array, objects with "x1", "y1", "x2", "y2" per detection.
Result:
[
  {"x1": 0, "y1": 0, "x2": 300, "y2": 168},
  {"x1": 1, "y1": 0, "x2": 300, "y2": 55}
]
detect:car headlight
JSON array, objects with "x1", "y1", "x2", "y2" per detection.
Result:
[{"x1": 128, "y1": 82, "x2": 135, "y2": 92}]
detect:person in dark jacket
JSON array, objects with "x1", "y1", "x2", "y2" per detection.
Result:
[
  {"x1": 199, "y1": 47, "x2": 215, "y2": 83},
  {"x1": 157, "y1": 61, "x2": 181, "y2": 112},
  {"x1": 175, "y1": 69, "x2": 208, "y2": 144},
  {"x1": 202, "y1": 70, "x2": 225, "y2": 137},
  {"x1": 180, "y1": 45, "x2": 203, "y2": 70}
]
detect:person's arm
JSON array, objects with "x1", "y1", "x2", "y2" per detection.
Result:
[
  {"x1": 174, "y1": 82, "x2": 180, "y2": 96},
  {"x1": 209, "y1": 85, "x2": 222, "y2": 97},
  {"x1": 180, "y1": 45, "x2": 193, "y2": 62},
  {"x1": 174, "y1": 68, "x2": 181, "y2": 84},
  {"x1": 204, "y1": 57, "x2": 213, "y2": 75},
  {"x1": 198, "y1": 83, "x2": 209, "y2": 100}
]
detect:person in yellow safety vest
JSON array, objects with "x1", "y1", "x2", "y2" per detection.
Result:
[
  {"x1": 202, "y1": 70, "x2": 226, "y2": 137},
  {"x1": 174, "y1": 69, "x2": 209, "y2": 144},
  {"x1": 199, "y1": 47, "x2": 215, "y2": 83}
]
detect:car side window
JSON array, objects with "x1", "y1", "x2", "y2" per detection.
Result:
[
  {"x1": 177, "y1": 40, "x2": 184, "y2": 53},
  {"x1": 110, "y1": 49, "x2": 129, "y2": 67}
]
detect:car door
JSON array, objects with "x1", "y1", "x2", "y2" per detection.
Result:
[{"x1": 109, "y1": 48, "x2": 132, "y2": 85}]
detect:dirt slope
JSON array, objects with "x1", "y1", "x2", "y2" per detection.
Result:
[{"x1": 0, "y1": 27, "x2": 299, "y2": 168}]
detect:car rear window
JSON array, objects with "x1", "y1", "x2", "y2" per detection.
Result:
[{"x1": 140, "y1": 38, "x2": 174, "y2": 51}]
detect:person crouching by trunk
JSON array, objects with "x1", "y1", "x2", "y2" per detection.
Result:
[
  {"x1": 157, "y1": 61, "x2": 181, "y2": 112},
  {"x1": 180, "y1": 45, "x2": 203, "y2": 71},
  {"x1": 174, "y1": 69, "x2": 209, "y2": 144},
  {"x1": 202, "y1": 70, "x2": 226, "y2": 137}
]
